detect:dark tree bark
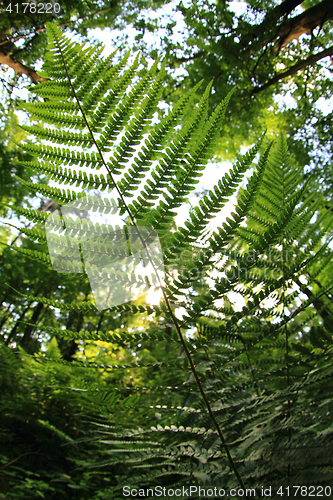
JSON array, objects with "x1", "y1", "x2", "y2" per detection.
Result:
[
  {"x1": 5, "y1": 301, "x2": 34, "y2": 346},
  {"x1": 241, "y1": 0, "x2": 305, "y2": 50},
  {"x1": 275, "y1": 0, "x2": 333, "y2": 50},
  {"x1": 20, "y1": 302, "x2": 44, "y2": 350},
  {"x1": 243, "y1": 0, "x2": 333, "y2": 56}
]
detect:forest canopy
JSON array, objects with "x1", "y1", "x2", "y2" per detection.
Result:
[{"x1": 0, "y1": 2, "x2": 332, "y2": 498}]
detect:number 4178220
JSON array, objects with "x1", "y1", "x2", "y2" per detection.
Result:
[
  {"x1": 277, "y1": 485, "x2": 332, "y2": 496},
  {"x1": 5, "y1": 3, "x2": 61, "y2": 14}
]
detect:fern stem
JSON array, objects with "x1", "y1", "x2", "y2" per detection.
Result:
[
  {"x1": 159, "y1": 287, "x2": 245, "y2": 488},
  {"x1": 57, "y1": 41, "x2": 245, "y2": 489},
  {"x1": 244, "y1": 349, "x2": 261, "y2": 397},
  {"x1": 280, "y1": 148, "x2": 291, "y2": 482}
]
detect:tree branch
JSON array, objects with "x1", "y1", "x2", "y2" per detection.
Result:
[
  {"x1": 169, "y1": 51, "x2": 204, "y2": 68},
  {"x1": 275, "y1": 0, "x2": 333, "y2": 50},
  {"x1": 241, "y1": 0, "x2": 304, "y2": 50},
  {"x1": 243, "y1": 0, "x2": 333, "y2": 57},
  {"x1": 294, "y1": 278, "x2": 332, "y2": 321},
  {"x1": 0, "y1": 50, "x2": 47, "y2": 83},
  {"x1": 0, "y1": 6, "x2": 114, "y2": 47},
  {"x1": 0, "y1": 451, "x2": 41, "y2": 470},
  {"x1": 252, "y1": 45, "x2": 333, "y2": 94}
]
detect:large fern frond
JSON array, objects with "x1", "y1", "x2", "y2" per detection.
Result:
[{"x1": 6, "y1": 22, "x2": 333, "y2": 493}]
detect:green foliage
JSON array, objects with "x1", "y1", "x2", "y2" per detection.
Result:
[
  {"x1": 2, "y1": 22, "x2": 333, "y2": 497},
  {"x1": 0, "y1": 342, "x2": 140, "y2": 499},
  {"x1": 136, "y1": 0, "x2": 333, "y2": 196},
  {"x1": 0, "y1": 116, "x2": 34, "y2": 218}
]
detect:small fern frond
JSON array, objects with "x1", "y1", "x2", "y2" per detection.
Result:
[
  {"x1": 4, "y1": 244, "x2": 51, "y2": 266},
  {"x1": 13, "y1": 176, "x2": 81, "y2": 204},
  {"x1": 1, "y1": 204, "x2": 48, "y2": 223},
  {"x1": 3, "y1": 223, "x2": 47, "y2": 244}
]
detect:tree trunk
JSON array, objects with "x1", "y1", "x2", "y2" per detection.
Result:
[
  {"x1": 243, "y1": 0, "x2": 333, "y2": 56},
  {"x1": 62, "y1": 312, "x2": 84, "y2": 362},
  {"x1": 20, "y1": 302, "x2": 44, "y2": 351},
  {"x1": 0, "y1": 304, "x2": 12, "y2": 332},
  {"x1": 62, "y1": 291, "x2": 89, "y2": 362},
  {"x1": 5, "y1": 301, "x2": 34, "y2": 346},
  {"x1": 275, "y1": 0, "x2": 333, "y2": 50},
  {"x1": 241, "y1": 0, "x2": 304, "y2": 50}
]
